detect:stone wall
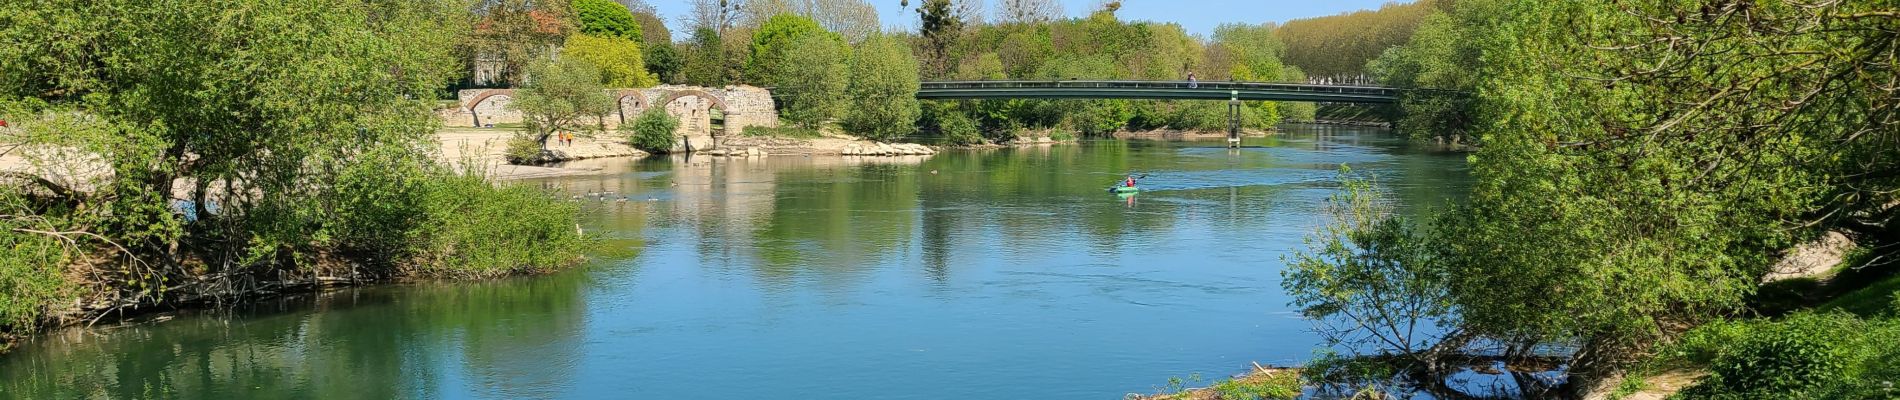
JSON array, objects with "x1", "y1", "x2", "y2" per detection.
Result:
[{"x1": 441, "y1": 85, "x2": 781, "y2": 153}]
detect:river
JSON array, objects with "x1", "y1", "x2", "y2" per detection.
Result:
[{"x1": 0, "y1": 125, "x2": 1470, "y2": 399}]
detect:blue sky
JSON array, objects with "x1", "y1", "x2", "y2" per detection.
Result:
[{"x1": 647, "y1": 0, "x2": 1412, "y2": 37}]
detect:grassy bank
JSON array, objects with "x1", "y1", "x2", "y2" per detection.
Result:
[
  {"x1": 1611, "y1": 268, "x2": 1900, "y2": 399},
  {"x1": 0, "y1": 156, "x2": 590, "y2": 353}
]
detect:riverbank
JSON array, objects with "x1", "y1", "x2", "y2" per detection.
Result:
[{"x1": 1132, "y1": 364, "x2": 1303, "y2": 400}]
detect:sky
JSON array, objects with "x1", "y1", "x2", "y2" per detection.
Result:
[{"x1": 646, "y1": 0, "x2": 1411, "y2": 37}]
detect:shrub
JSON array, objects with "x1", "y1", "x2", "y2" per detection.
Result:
[
  {"x1": 1683, "y1": 312, "x2": 1857, "y2": 397},
  {"x1": 0, "y1": 190, "x2": 74, "y2": 336},
  {"x1": 626, "y1": 108, "x2": 679, "y2": 153},
  {"x1": 504, "y1": 132, "x2": 545, "y2": 165},
  {"x1": 1049, "y1": 131, "x2": 1077, "y2": 142},
  {"x1": 410, "y1": 172, "x2": 587, "y2": 277},
  {"x1": 935, "y1": 110, "x2": 983, "y2": 145}
]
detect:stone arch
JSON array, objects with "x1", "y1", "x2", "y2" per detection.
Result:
[
  {"x1": 614, "y1": 90, "x2": 649, "y2": 125},
  {"x1": 655, "y1": 89, "x2": 731, "y2": 153},
  {"x1": 655, "y1": 89, "x2": 728, "y2": 112},
  {"x1": 464, "y1": 89, "x2": 516, "y2": 127}
]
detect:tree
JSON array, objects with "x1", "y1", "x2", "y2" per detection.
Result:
[
  {"x1": 916, "y1": 0, "x2": 965, "y2": 78},
  {"x1": 617, "y1": 0, "x2": 657, "y2": 15},
  {"x1": 467, "y1": 0, "x2": 574, "y2": 86},
  {"x1": 572, "y1": 0, "x2": 643, "y2": 41},
  {"x1": 683, "y1": 0, "x2": 745, "y2": 37},
  {"x1": 841, "y1": 34, "x2": 922, "y2": 140},
  {"x1": 996, "y1": 0, "x2": 1061, "y2": 24},
  {"x1": 625, "y1": 107, "x2": 680, "y2": 153},
  {"x1": 681, "y1": 27, "x2": 729, "y2": 86},
  {"x1": 511, "y1": 58, "x2": 615, "y2": 150},
  {"x1": 774, "y1": 33, "x2": 850, "y2": 129},
  {"x1": 1273, "y1": 0, "x2": 1443, "y2": 78},
  {"x1": 743, "y1": 0, "x2": 880, "y2": 43},
  {"x1": 563, "y1": 33, "x2": 659, "y2": 87},
  {"x1": 744, "y1": 14, "x2": 833, "y2": 86}
]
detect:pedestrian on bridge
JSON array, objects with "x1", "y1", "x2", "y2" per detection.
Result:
[{"x1": 1187, "y1": 71, "x2": 1198, "y2": 89}]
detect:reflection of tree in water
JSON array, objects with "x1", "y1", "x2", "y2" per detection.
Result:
[
  {"x1": 750, "y1": 163, "x2": 920, "y2": 288},
  {"x1": 0, "y1": 273, "x2": 591, "y2": 399}
]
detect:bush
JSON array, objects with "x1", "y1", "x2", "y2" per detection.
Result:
[
  {"x1": 0, "y1": 190, "x2": 74, "y2": 336},
  {"x1": 325, "y1": 147, "x2": 588, "y2": 278},
  {"x1": 1682, "y1": 313, "x2": 1857, "y2": 397},
  {"x1": 504, "y1": 132, "x2": 545, "y2": 164},
  {"x1": 935, "y1": 110, "x2": 983, "y2": 145},
  {"x1": 626, "y1": 107, "x2": 679, "y2": 153},
  {"x1": 410, "y1": 172, "x2": 587, "y2": 277}
]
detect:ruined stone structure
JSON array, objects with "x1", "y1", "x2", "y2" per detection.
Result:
[{"x1": 443, "y1": 85, "x2": 780, "y2": 153}]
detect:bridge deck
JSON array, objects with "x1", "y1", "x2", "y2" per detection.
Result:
[{"x1": 917, "y1": 80, "x2": 1400, "y2": 103}]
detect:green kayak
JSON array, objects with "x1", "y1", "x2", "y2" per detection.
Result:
[{"x1": 1108, "y1": 186, "x2": 1140, "y2": 194}]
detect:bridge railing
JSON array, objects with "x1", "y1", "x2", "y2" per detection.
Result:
[{"x1": 918, "y1": 80, "x2": 1400, "y2": 96}]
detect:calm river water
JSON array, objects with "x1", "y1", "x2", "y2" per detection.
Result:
[{"x1": 0, "y1": 125, "x2": 1469, "y2": 399}]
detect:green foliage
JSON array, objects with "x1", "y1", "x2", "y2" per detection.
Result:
[
  {"x1": 1365, "y1": 5, "x2": 1489, "y2": 142},
  {"x1": 1820, "y1": 273, "x2": 1900, "y2": 318},
  {"x1": 1207, "y1": 370, "x2": 1302, "y2": 400},
  {"x1": 408, "y1": 171, "x2": 587, "y2": 277},
  {"x1": 1283, "y1": 166, "x2": 1454, "y2": 362},
  {"x1": 626, "y1": 107, "x2": 680, "y2": 153},
  {"x1": 774, "y1": 32, "x2": 851, "y2": 129},
  {"x1": 681, "y1": 27, "x2": 730, "y2": 87},
  {"x1": 841, "y1": 34, "x2": 922, "y2": 141},
  {"x1": 935, "y1": 110, "x2": 983, "y2": 145},
  {"x1": 572, "y1": 0, "x2": 643, "y2": 41},
  {"x1": 465, "y1": 0, "x2": 571, "y2": 86},
  {"x1": 563, "y1": 33, "x2": 659, "y2": 88},
  {"x1": 644, "y1": 41, "x2": 684, "y2": 83},
  {"x1": 1672, "y1": 313, "x2": 1900, "y2": 399},
  {"x1": 504, "y1": 132, "x2": 546, "y2": 164},
  {"x1": 745, "y1": 14, "x2": 834, "y2": 86},
  {"x1": 511, "y1": 58, "x2": 615, "y2": 147},
  {"x1": 1275, "y1": 0, "x2": 1443, "y2": 78},
  {"x1": 0, "y1": 189, "x2": 75, "y2": 335},
  {"x1": 0, "y1": 0, "x2": 588, "y2": 338}
]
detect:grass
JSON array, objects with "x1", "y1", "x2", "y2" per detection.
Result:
[{"x1": 1819, "y1": 273, "x2": 1900, "y2": 318}]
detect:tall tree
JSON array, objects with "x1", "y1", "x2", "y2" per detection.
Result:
[
  {"x1": 995, "y1": 0, "x2": 1061, "y2": 24},
  {"x1": 468, "y1": 0, "x2": 574, "y2": 86},
  {"x1": 773, "y1": 32, "x2": 851, "y2": 129},
  {"x1": 681, "y1": 27, "x2": 728, "y2": 86},
  {"x1": 744, "y1": 14, "x2": 832, "y2": 85},
  {"x1": 915, "y1": 0, "x2": 965, "y2": 78},
  {"x1": 842, "y1": 34, "x2": 922, "y2": 140},
  {"x1": 511, "y1": 58, "x2": 616, "y2": 146},
  {"x1": 572, "y1": 0, "x2": 643, "y2": 41}
]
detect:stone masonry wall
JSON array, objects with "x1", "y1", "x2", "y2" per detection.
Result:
[{"x1": 442, "y1": 86, "x2": 780, "y2": 153}]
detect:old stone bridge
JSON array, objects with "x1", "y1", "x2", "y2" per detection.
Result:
[{"x1": 442, "y1": 85, "x2": 780, "y2": 152}]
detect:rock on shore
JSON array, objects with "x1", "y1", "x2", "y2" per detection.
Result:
[{"x1": 840, "y1": 142, "x2": 937, "y2": 156}]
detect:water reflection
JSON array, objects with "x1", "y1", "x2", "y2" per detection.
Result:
[
  {"x1": 0, "y1": 125, "x2": 1472, "y2": 399},
  {"x1": 0, "y1": 275, "x2": 590, "y2": 399}
]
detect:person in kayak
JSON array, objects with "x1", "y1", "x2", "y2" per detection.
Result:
[{"x1": 1124, "y1": 175, "x2": 1137, "y2": 188}]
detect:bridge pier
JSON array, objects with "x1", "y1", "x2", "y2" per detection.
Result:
[{"x1": 1227, "y1": 91, "x2": 1241, "y2": 148}]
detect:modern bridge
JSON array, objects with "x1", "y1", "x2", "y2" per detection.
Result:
[
  {"x1": 916, "y1": 80, "x2": 1401, "y2": 103},
  {"x1": 914, "y1": 80, "x2": 1404, "y2": 147}
]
